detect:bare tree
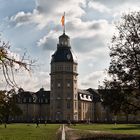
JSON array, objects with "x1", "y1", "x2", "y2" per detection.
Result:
[
  {"x1": 0, "y1": 37, "x2": 35, "y2": 88},
  {"x1": 0, "y1": 36, "x2": 35, "y2": 127}
]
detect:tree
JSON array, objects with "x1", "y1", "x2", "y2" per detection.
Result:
[
  {"x1": 0, "y1": 36, "x2": 35, "y2": 88},
  {"x1": 0, "y1": 36, "x2": 35, "y2": 127},
  {"x1": 0, "y1": 89, "x2": 22, "y2": 128},
  {"x1": 100, "y1": 11, "x2": 140, "y2": 116}
]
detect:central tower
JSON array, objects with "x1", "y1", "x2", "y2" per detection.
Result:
[{"x1": 50, "y1": 32, "x2": 78, "y2": 122}]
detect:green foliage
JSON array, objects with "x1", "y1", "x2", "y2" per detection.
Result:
[
  {"x1": 108, "y1": 12, "x2": 140, "y2": 89},
  {"x1": 100, "y1": 11, "x2": 140, "y2": 115},
  {"x1": 0, "y1": 90, "x2": 22, "y2": 123}
]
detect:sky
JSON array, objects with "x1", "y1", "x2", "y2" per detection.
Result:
[{"x1": 0, "y1": 0, "x2": 140, "y2": 91}]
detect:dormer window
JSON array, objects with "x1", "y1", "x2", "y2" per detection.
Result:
[
  {"x1": 29, "y1": 98, "x2": 32, "y2": 103},
  {"x1": 23, "y1": 98, "x2": 26, "y2": 103},
  {"x1": 41, "y1": 99, "x2": 43, "y2": 103},
  {"x1": 57, "y1": 83, "x2": 61, "y2": 88},
  {"x1": 17, "y1": 98, "x2": 20, "y2": 103},
  {"x1": 67, "y1": 82, "x2": 70, "y2": 88}
]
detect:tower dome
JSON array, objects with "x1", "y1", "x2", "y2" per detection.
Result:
[
  {"x1": 59, "y1": 33, "x2": 70, "y2": 47},
  {"x1": 51, "y1": 33, "x2": 77, "y2": 63}
]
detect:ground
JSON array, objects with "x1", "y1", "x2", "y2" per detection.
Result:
[
  {"x1": 66, "y1": 124, "x2": 140, "y2": 140},
  {"x1": 0, "y1": 123, "x2": 140, "y2": 140},
  {"x1": 0, "y1": 123, "x2": 60, "y2": 140}
]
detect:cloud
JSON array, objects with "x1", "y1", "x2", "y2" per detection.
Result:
[
  {"x1": 93, "y1": 0, "x2": 140, "y2": 8},
  {"x1": 0, "y1": 70, "x2": 50, "y2": 92},
  {"x1": 0, "y1": 0, "x2": 35, "y2": 19},
  {"x1": 10, "y1": 0, "x2": 86, "y2": 29},
  {"x1": 37, "y1": 18, "x2": 114, "y2": 53},
  {"x1": 10, "y1": 11, "x2": 33, "y2": 26},
  {"x1": 36, "y1": 0, "x2": 86, "y2": 17},
  {"x1": 37, "y1": 37, "x2": 56, "y2": 51},
  {"x1": 37, "y1": 30, "x2": 59, "y2": 50},
  {"x1": 88, "y1": 1, "x2": 110, "y2": 13},
  {"x1": 1, "y1": 0, "x2": 140, "y2": 91},
  {"x1": 80, "y1": 70, "x2": 108, "y2": 89},
  {"x1": 67, "y1": 19, "x2": 111, "y2": 38}
]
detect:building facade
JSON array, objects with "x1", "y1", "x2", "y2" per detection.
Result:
[
  {"x1": 12, "y1": 88, "x2": 50, "y2": 122},
  {"x1": 11, "y1": 32, "x2": 140, "y2": 123},
  {"x1": 50, "y1": 33, "x2": 78, "y2": 122},
  {"x1": 78, "y1": 89, "x2": 93, "y2": 121}
]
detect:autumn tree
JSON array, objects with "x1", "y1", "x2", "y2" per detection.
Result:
[
  {"x1": 0, "y1": 37, "x2": 34, "y2": 88},
  {"x1": 100, "y1": 12, "x2": 140, "y2": 117},
  {"x1": 0, "y1": 36, "x2": 34, "y2": 127}
]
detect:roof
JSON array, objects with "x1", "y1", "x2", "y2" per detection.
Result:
[
  {"x1": 15, "y1": 88, "x2": 50, "y2": 104},
  {"x1": 87, "y1": 88, "x2": 101, "y2": 102},
  {"x1": 78, "y1": 89, "x2": 93, "y2": 102},
  {"x1": 59, "y1": 33, "x2": 70, "y2": 39},
  {"x1": 51, "y1": 46, "x2": 77, "y2": 63},
  {"x1": 36, "y1": 88, "x2": 50, "y2": 99},
  {"x1": 17, "y1": 91, "x2": 34, "y2": 98},
  {"x1": 51, "y1": 33, "x2": 77, "y2": 63}
]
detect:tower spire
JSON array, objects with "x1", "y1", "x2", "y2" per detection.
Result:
[{"x1": 61, "y1": 12, "x2": 65, "y2": 34}]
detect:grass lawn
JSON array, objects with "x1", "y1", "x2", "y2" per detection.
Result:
[
  {"x1": 70, "y1": 124, "x2": 140, "y2": 135},
  {"x1": 0, "y1": 123, "x2": 60, "y2": 140}
]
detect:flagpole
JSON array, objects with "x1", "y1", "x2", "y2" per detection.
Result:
[{"x1": 63, "y1": 12, "x2": 65, "y2": 34}]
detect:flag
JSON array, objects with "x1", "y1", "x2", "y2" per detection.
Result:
[{"x1": 61, "y1": 14, "x2": 65, "y2": 26}]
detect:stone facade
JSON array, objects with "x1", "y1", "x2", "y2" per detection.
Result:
[
  {"x1": 78, "y1": 89, "x2": 93, "y2": 121},
  {"x1": 12, "y1": 88, "x2": 50, "y2": 122},
  {"x1": 50, "y1": 33, "x2": 78, "y2": 122}
]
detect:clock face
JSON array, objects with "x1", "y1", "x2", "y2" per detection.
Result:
[{"x1": 67, "y1": 54, "x2": 71, "y2": 60}]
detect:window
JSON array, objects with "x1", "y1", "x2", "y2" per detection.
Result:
[
  {"x1": 74, "y1": 94, "x2": 77, "y2": 99},
  {"x1": 57, "y1": 102, "x2": 61, "y2": 109},
  {"x1": 67, "y1": 82, "x2": 70, "y2": 88},
  {"x1": 74, "y1": 115, "x2": 77, "y2": 120},
  {"x1": 29, "y1": 98, "x2": 32, "y2": 103},
  {"x1": 41, "y1": 99, "x2": 43, "y2": 103},
  {"x1": 74, "y1": 102, "x2": 77, "y2": 110},
  {"x1": 61, "y1": 41, "x2": 64, "y2": 45},
  {"x1": 67, "y1": 92, "x2": 71, "y2": 98},
  {"x1": 57, "y1": 92, "x2": 61, "y2": 98},
  {"x1": 74, "y1": 66, "x2": 77, "y2": 71},
  {"x1": 45, "y1": 99, "x2": 48, "y2": 103},
  {"x1": 67, "y1": 101, "x2": 71, "y2": 109},
  {"x1": 17, "y1": 98, "x2": 20, "y2": 103},
  {"x1": 78, "y1": 104, "x2": 81, "y2": 109},
  {"x1": 56, "y1": 112, "x2": 61, "y2": 120},
  {"x1": 23, "y1": 98, "x2": 26, "y2": 103},
  {"x1": 65, "y1": 41, "x2": 67, "y2": 45},
  {"x1": 57, "y1": 83, "x2": 61, "y2": 88},
  {"x1": 67, "y1": 114, "x2": 70, "y2": 120}
]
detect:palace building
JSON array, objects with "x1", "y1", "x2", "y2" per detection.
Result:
[
  {"x1": 12, "y1": 31, "x2": 140, "y2": 123},
  {"x1": 12, "y1": 31, "x2": 99, "y2": 122}
]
